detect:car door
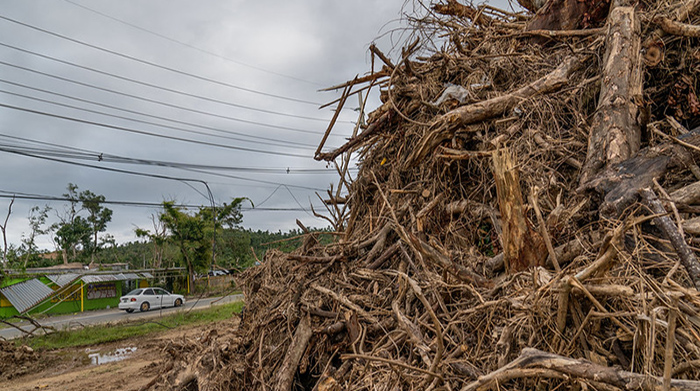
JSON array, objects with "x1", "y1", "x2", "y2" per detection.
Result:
[
  {"x1": 143, "y1": 288, "x2": 159, "y2": 309},
  {"x1": 157, "y1": 288, "x2": 173, "y2": 307}
]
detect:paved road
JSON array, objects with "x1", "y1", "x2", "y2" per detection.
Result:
[{"x1": 0, "y1": 294, "x2": 244, "y2": 340}]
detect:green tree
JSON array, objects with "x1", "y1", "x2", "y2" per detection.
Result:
[
  {"x1": 22, "y1": 205, "x2": 51, "y2": 268},
  {"x1": 160, "y1": 202, "x2": 209, "y2": 285},
  {"x1": 50, "y1": 183, "x2": 112, "y2": 264},
  {"x1": 79, "y1": 190, "x2": 113, "y2": 262},
  {"x1": 159, "y1": 198, "x2": 249, "y2": 284},
  {"x1": 54, "y1": 216, "x2": 91, "y2": 262}
]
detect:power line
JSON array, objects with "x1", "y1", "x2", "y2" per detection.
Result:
[
  {"x1": 0, "y1": 14, "x2": 324, "y2": 106},
  {"x1": 0, "y1": 191, "x2": 318, "y2": 211},
  {"x1": 0, "y1": 132, "x2": 354, "y2": 174},
  {"x1": 62, "y1": 0, "x2": 322, "y2": 86},
  {"x1": 0, "y1": 75, "x2": 325, "y2": 147},
  {"x1": 0, "y1": 85, "x2": 317, "y2": 150},
  {"x1": 0, "y1": 102, "x2": 315, "y2": 159},
  {"x1": 0, "y1": 44, "x2": 354, "y2": 132},
  {"x1": 0, "y1": 57, "x2": 353, "y2": 137},
  {"x1": 0, "y1": 144, "x2": 327, "y2": 191}
]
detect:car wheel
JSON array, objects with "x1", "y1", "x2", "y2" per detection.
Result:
[
  {"x1": 126, "y1": 309, "x2": 134, "y2": 313},
  {"x1": 140, "y1": 302, "x2": 150, "y2": 312},
  {"x1": 174, "y1": 298, "x2": 183, "y2": 307}
]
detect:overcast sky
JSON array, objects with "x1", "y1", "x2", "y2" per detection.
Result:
[{"x1": 0, "y1": 0, "x2": 423, "y2": 251}]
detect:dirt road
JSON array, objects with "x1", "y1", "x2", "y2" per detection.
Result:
[{"x1": 2, "y1": 317, "x2": 239, "y2": 391}]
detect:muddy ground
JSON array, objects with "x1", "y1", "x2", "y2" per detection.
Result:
[{"x1": 1, "y1": 317, "x2": 239, "y2": 391}]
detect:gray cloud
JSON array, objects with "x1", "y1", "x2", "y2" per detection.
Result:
[{"x1": 0, "y1": 0, "x2": 410, "y2": 250}]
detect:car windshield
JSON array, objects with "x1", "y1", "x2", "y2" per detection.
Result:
[{"x1": 125, "y1": 289, "x2": 143, "y2": 296}]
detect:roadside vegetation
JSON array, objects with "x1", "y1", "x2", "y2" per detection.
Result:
[
  {"x1": 20, "y1": 300, "x2": 243, "y2": 351},
  {"x1": 1, "y1": 183, "x2": 334, "y2": 275}
]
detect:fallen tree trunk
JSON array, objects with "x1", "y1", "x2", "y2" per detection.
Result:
[
  {"x1": 273, "y1": 314, "x2": 313, "y2": 391},
  {"x1": 462, "y1": 347, "x2": 700, "y2": 391},
  {"x1": 579, "y1": 6, "x2": 643, "y2": 188}
]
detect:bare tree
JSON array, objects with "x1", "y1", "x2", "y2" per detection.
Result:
[{"x1": 0, "y1": 196, "x2": 15, "y2": 265}]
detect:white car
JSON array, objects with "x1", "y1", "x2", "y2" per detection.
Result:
[{"x1": 118, "y1": 287, "x2": 185, "y2": 313}]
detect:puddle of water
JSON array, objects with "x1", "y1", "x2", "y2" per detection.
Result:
[{"x1": 88, "y1": 347, "x2": 138, "y2": 365}]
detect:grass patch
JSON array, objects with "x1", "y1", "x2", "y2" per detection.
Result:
[{"x1": 22, "y1": 300, "x2": 243, "y2": 351}]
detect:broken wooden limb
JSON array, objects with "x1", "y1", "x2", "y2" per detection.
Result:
[
  {"x1": 436, "y1": 146, "x2": 492, "y2": 160},
  {"x1": 486, "y1": 234, "x2": 588, "y2": 274},
  {"x1": 323, "y1": 196, "x2": 347, "y2": 205},
  {"x1": 273, "y1": 313, "x2": 313, "y2": 391},
  {"x1": 395, "y1": 270, "x2": 445, "y2": 385},
  {"x1": 392, "y1": 300, "x2": 433, "y2": 368},
  {"x1": 647, "y1": 0, "x2": 700, "y2": 42},
  {"x1": 319, "y1": 320, "x2": 345, "y2": 335},
  {"x1": 514, "y1": 27, "x2": 605, "y2": 39},
  {"x1": 287, "y1": 254, "x2": 345, "y2": 263},
  {"x1": 492, "y1": 148, "x2": 547, "y2": 273},
  {"x1": 369, "y1": 44, "x2": 395, "y2": 70},
  {"x1": 579, "y1": 6, "x2": 643, "y2": 188},
  {"x1": 408, "y1": 56, "x2": 581, "y2": 165},
  {"x1": 0, "y1": 315, "x2": 56, "y2": 337},
  {"x1": 571, "y1": 283, "x2": 634, "y2": 297},
  {"x1": 366, "y1": 241, "x2": 400, "y2": 270},
  {"x1": 416, "y1": 193, "x2": 444, "y2": 232},
  {"x1": 672, "y1": 181, "x2": 700, "y2": 205},
  {"x1": 656, "y1": 16, "x2": 700, "y2": 37},
  {"x1": 461, "y1": 347, "x2": 700, "y2": 391},
  {"x1": 432, "y1": 0, "x2": 493, "y2": 26},
  {"x1": 316, "y1": 110, "x2": 393, "y2": 162},
  {"x1": 530, "y1": 188, "x2": 561, "y2": 272},
  {"x1": 641, "y1": 188, "x2": 700, "y2": 291},
  {"x1": 683, "y1": 216, "x2": 700, "y2": 235},
  {"x1": 311, "y1": 282, "x2": 379, "y2": 323},
  {"x1": 315, "y1": 78, "x2": 357, "y2": 160},
  {"x1": 321, "y1": 69, "x2": 390, "y2": 92}
]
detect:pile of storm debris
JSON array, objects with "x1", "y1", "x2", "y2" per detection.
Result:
[{"x1": 149, "y1": 0, "x2": 700, "y2": 390}]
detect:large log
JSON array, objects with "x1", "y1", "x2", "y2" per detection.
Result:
[
  {"x1": 273, "y1": 314, "x2": 313, "y2": 391},
  {"x1": 579, "y1": 6, "x2": 643, "y2": 188},
  {"x1": 462, "y1": 347, "x2": 700, "y2": 391},
  {"x1": 492, "y1": 148, "x2": 547, "y2": 273},
  {"x1": 583, "y1": 125, "x2": 700, "y2": 218}
]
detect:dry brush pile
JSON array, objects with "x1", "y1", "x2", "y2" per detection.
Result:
[{"x1": 150, "y1": 0, "x2": 700, "y2": 390}]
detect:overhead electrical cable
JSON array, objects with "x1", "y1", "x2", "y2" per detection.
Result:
[
  {"x1": 0, "y1": 44, "x2": 354, "y2": 130},
  {"x1": 0, "y1": 14, "x2": 324, "y2": 106},
  {"x1": 0, "y1": 77, "x2": 319, "y2": 148},
  {"x1": 0, "y1": 61, "x2": 349, "y2": 139},
  {"x1": 0, "y1": 87, "x2": 317, "y2": 150},
  {"x1": 0, "y1": 101, "x2": 314, "y2": 158},
  {"x1": 62, "y1": 0, "x2": 322, "y2": 86},
  {"x1": 0, "y1": 146, "x2": 326, "y2": 191},
  {"x1": 0, "y1": 191, "x2": 318, "y2": 211},
  {"x1": 0, "y1": 133, "x2": 354, "y2": 174}
]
